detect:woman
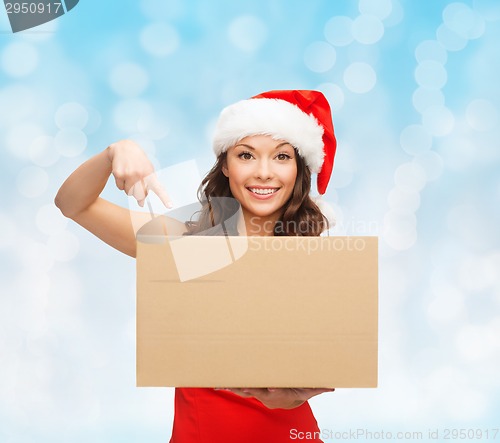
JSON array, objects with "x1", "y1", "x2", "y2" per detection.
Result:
[{"x1": 55, "y1": 90, "x2": 337, "y2": 442}]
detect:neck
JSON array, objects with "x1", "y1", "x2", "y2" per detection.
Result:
[{"x1": 239, "y1": 210, "x2": 280, "y2": 236}]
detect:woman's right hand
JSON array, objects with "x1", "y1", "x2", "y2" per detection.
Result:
[{"x1": 107, "y1": 139, "x2": 172, "y2": 209}]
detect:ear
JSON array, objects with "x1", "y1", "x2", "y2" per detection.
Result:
[{"x1": 222, "y1": 160, "x2": 229, "y2": 178}]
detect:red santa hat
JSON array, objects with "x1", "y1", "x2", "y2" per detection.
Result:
[{"x1": 212, "y1": 90, "x2": 337, "y2": 223}]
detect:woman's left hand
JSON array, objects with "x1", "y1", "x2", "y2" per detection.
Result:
[{"x1": 225, "y1": 387, "x2": 335, "y2": 409}]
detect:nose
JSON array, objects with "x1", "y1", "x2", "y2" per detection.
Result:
[{"x1": 255, "y1": 158, "x2": 273, "y2": 181}]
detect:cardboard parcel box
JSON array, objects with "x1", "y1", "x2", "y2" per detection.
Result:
[{"x1": 136, "y1": 217, "x2": 378, "y2": 388}]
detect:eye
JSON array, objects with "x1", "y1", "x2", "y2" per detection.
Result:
[
  {"x1": 238, "y1": 151, "x2": 254, "y2": 160},
  {"x1": 276, "y1": 153, "x2": 292, "y2": 161}
]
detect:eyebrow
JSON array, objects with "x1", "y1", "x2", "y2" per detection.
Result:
[{"x1": 234, "y1": 141, "x2": 292, "y2": 150}]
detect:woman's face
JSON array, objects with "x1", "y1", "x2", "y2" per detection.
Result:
[{"x1": 222, "y1": 134, "x2": 298, "y2": 229}]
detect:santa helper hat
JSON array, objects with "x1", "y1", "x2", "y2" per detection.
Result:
[{"x1": 212, "y1": 89, "x2": 337, "y2": 225}]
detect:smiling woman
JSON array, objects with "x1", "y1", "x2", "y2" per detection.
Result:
[{"x1": 54, "y1": 89, "x2": 338, "y2": 443}]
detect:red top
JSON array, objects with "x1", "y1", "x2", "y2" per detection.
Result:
[{"x1": 169, "y1": 387, "x2": 323, "y2": 443}]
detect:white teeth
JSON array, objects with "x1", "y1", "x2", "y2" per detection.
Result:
[{"x1": 249, "y1": 188, "x2": 278, "y2": 195}]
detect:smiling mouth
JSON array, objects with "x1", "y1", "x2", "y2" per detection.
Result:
[{"x1": 247, "y1": 187, "x2": 280, "y2": 195}]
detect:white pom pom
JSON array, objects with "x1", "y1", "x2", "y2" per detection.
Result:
[{"x1": 312, "y1": 195, "x2": 336, "y2": 228}]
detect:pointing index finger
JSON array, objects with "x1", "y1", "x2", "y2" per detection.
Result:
[{"x1": 145, "y1": 174, "x2": 173, "y2": 209}]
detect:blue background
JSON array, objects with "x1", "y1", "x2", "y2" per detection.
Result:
[{"x1": 1, "y1": 0, "x2": 499, "y2": 441}]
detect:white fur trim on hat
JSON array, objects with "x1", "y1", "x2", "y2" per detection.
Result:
[
  {"x1": 312, "y1": 195, "x2": 336, "y2": 227},
  {"x1": 212, "y1": 98, "x2": 325, "y2": 173}
]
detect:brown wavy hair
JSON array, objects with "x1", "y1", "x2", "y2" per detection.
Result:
[{"x1": 185, "y1": 149, "x2": 328, "y2": 236}]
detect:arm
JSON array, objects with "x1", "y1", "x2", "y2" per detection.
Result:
[{"x1": 54, "y1": 140, "x2": 174, "y2": 258}]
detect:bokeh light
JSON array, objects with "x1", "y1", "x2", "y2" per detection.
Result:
[
  {"x1": 55, "y1": 102, "x2": 89, "y2": 130},
  {"x1": 54, "y1": 128, "x2": 88, "y2": 158},
  {"x1": 1, "y1": 1, "x2": 499, "y2": 440},
  {"x1": 415, "y1": 61, "x2": 448, "y2": 90},
  {"x1": 303, "y1": 41, "x2": 336, "y2": 73},
  {"x1": 422, "y1": 105, "x2": 455, "y2": 136},
  {"x1": 228, "y1": 15, "x2": 268, "y2": 52},
  {"x1": 352, "y1": 14, "x2": 385, "y2": 45},
  {"x1": 400, "y1": 124, "x2": 433, "y2": 155},
  {"x1": 343, "y1": 62, "x2": 377, "y2": 93},
  {"x1": 140, "y1": 23, "x2": 180, "y2": 57},
  {"x1": 16, "y1": 166, "x2": 49, "y2": 198},
  {"x1": 358, "y1": 0, "x2": 393, "y2": 20},
  {"x1": 324, "y1": 16, "x2": 353, "y2": 47},
  {"x1": 109, "y1": 62, "x2": 150, "y2": 98},
  {"x1": 465, "y1": 99, "x2": 498, "y2": 131},
  {"x1": 1, "y1": 41, "x2": 38, "y2": 77}
]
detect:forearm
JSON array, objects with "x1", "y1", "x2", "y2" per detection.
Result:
[{"x1": 54, "y1": 148, "x2": 112, "y2": 219}]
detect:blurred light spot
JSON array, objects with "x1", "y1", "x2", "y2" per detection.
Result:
[
  {"x1": 36, "y1": 204, "x2": 68, "y2": 236},
  {"x1": 412, "y1": 88, "x2": 445, "y2": 113},
  {"x1": 415, "y1": 61, "x2": 448, "y2": 89},
  {"x1": 400, "y1": 124, "x2": 433, "y2": 155},
  {"x1": 437, "y1": 137, "x2": 476, "y2": 171},
  {"x1": 384, "y1": 210, "x2": 417, "y2": 233},
  {"x1": 16, "y1": 237, "x2": 54, "y2": 273},
  {"x1": 140, "y1": 0, "x2": 184, "y2": 20},
  {"x1": 47, "y1": 231, "x2": 80, "y2": 262},
  {"x1": 113, "y1": 99, "x2": 154, "y2": 133},
  {"x1": 352, "y1": 15, "x2": 385, "y2": 45},
  {"x1": 1, "y1": 42, "x2": 38, "y2": 77},
  {"x1": 109, "y1": 62, "x2": 149, "y2": 98},
  {"x1": 466, "y1": 99, "x2": 498, "y2": 131},
  {"x1": 394, "y1": 162, "x2": 427, "y2": 191},
  {"x1": 427, "y1": 283, "x2": 465, "y2": 323},
  {"x1": 443, "y1": 2, "x2": 485, "y2": 40},
  {"x1": 436, "y1": 23, "x2": 467, "y2": 51},
  {"x1": 0, "y1": 213, "x2": 17, "y2": 249},
  {"x1": 29, "y1": 136, "x2": 59, "y2": 167},
  {"x1": 16, "y1": 166, "x2": 49, "y2": 198},
  {"x1": 387, "y1": 186, "x2": 421, "y2": 213},
  {"x1": 473, "y1": 0, "x2": 500, "y2": 21},
  {"x1": 383, "y1": 226, "x2": 417, "y2": 251},
  {"x1": 55, "y1": 128, "x2": 87, "y2": 158},
  {"x1": 55, "y1": 102, "x2": 89, "y2": 130},
  {"x1": 6, "y1": 123, "x2": 45, "y2": 160},
  {"x1": 343, "y1": 62, "x2": 376, "y2": 93},
  {"x1": 415, "y1": 40, "x2": 448, "y2": 64},
  {"x1": 324, "y1": 16, "x2": 353, "y2": 46},
  {"x1": 140, "y1": 23, "x2": 180, "y2": 57},
  {"x1": 383, "y1": 210, "x2": 418, "y2": 251},
  {"x1": 422, "y1": 106, "x2": 455, "y2": 136},
  {"x1": 384, "y1": 0, "x2": 404, "y2": 26},
  {"x1": 228, "y1": 15, "x2": 268, "y2": 52},
  {"x1": 359, "y1": 0, "x2": 392, "y2": 20},
  {"x1": 412, "y1": 151, "x2": 444, "y2": 181},
  {"x1": 317, "y1": 82, "x2": 345, "y2": 112},
  {"x1": 458, "y1": 254, "x2": 498, "y2": 292},
  {"x1": 304, "y1": 41, "x2": 336, "y2": 73}
]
